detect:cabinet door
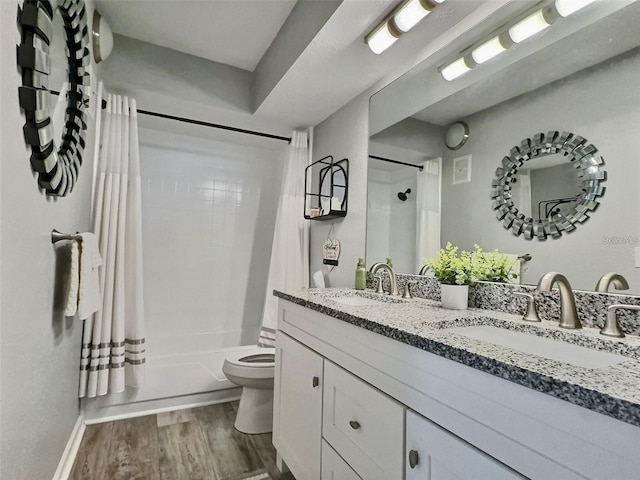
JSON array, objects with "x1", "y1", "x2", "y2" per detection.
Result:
[
  {"x1": 322, "y1": 361, "x2": 404, "y2": 480},
  {"x1": 273, "y1": 331, "x2": 324, "y2": 480},
  {"x1": 406, "y1": 410, "x2": 524, "y2": 480},
  {"x1": 321, "y1": 440, "x2": 363, "y2": 480}
]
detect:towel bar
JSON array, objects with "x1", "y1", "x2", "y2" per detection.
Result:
[{"x1": 51, "y1": 229, "x2": 83, "y2": 244}]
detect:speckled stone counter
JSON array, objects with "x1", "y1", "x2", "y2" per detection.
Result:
[
  {"x1": 368, "y1": 273, "x2": 640, "y2": 335},
  {"x1": 274, "y1": 287, "x2": 640, "y2": 427}
]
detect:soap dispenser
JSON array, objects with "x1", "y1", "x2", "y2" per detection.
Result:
[{"x1": 355, "y1": 258, "x2": 366, "y2": 290}]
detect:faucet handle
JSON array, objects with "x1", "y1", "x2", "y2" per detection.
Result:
[
  {"x1": 602, "y1": 304, "x2": 640, "y2": 338},
  {"x1": 514, "y1": 292, "x2": 541, "y2": 323},
  {"x1": 402, "y1": 282, "x2": 416, "y2": 299},
  {"x1": 375, "y1": 276, "x2": 384, "y2": 294}
]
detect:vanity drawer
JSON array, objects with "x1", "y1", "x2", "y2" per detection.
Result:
[
  {"x1": 322, "y1": 361, "x2": 404, "y2": 480},
  {"x1": 321, "y1": 439, "x2": 362, "y2": 480}
]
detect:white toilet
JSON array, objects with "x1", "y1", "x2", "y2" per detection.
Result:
[{"x1": 222, "y1": 346, "x2": 276, "y2": 434}]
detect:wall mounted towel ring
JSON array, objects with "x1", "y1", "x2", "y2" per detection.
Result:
[{"x1": 17, "y1": 0, "x2": 91, "y2": 196}]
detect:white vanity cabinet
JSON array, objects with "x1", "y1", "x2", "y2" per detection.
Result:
[
  {"x1": 405, "y1": 410, "x2": 523, "y2": 480},
  {"x1": 322, "y1": 361, "x2": 404, "y2": 480},
  {"x1": 273, "y1": 331, "x2": 324, "y2": 480},
  {"x1": 321, "y1": 440, "x2": 362, "y2": 480},
  {"x1": 274, "y1": 298, "x2": 640, "y2": 480}
]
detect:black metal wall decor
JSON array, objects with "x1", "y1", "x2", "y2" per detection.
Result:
[
  {"x1": 17, "y1": 0, "x2": 91, "y2": 196},
  {"x1": 304, "y1": 155, "x2": 349, "y2": 221},
  {"x1": 490, "y1": 131, "x2": 606, "y2": 240}
]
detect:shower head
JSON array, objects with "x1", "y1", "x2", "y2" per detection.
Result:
[{"x1": 397, "y1": 188, "x2": 411, "y2": 201}]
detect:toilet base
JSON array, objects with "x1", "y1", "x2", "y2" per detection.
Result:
[{"x1": 234, "y1": 387, "x2": 274, "y2": 434}]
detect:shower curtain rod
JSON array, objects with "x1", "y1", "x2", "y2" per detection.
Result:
[
  {"x1": 50, "y1": 90, "x2": 292, "y2": 143},
  {"x1": 369, "y1": 155, "x2": 424, "y2": 171}
]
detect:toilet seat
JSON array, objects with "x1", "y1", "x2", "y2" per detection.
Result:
[{"x1": 223, "y1": 347, "x2": 275, "y2": 380}]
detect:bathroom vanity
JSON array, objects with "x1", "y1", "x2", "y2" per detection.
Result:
[{"x1": 272, "y1": 289, "x2": 640, "y2": 480}]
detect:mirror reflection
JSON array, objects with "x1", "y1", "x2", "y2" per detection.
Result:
[
  {"x1": 514, "y1": 154, "x2": 583, "y2": 222},
  {"x1": 367, "y1": 1, "x2": 640, "y2": 294}
]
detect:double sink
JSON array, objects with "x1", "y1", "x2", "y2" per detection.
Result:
[{"x1": 325, "y1": 290, "x2": 634, "y2": 369}]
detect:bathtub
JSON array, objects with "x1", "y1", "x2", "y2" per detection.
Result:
[{"x1": 83, "y1": 331, "x2": 261, "y2": 423}]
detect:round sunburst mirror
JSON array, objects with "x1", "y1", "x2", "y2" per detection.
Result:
[{"x1": 17, "y1": 0, "x2": 91, "y2": 196}]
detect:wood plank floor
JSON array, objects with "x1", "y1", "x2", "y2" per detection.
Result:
[{"x1": 70, "y1": 401, "x2": 296, "y2": 480}]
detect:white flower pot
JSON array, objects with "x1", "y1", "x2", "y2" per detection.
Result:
[{"x1": 440, "y1": 284, "x2": 469, "y2": 310}]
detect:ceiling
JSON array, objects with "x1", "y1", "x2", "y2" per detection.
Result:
[
  {"x1": 410, "y1": 2, "x2": 640, "y2": 126},
  {"x1": 94, "y1": 0, "x2": 506, "y2": 131},
  {"x1": 95, "y1": 0, "x2": 297, "y2": 71}
]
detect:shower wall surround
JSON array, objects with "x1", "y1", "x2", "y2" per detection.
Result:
[
  {"x1": 139, "y1": 128, "x2": 284, "y2": 356},
  {"x1": 367, "y1": 166, "x2": 417, "y2": 273}
]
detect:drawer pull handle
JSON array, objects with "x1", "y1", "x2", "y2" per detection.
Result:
[
  {"x1": 312, "y1": 376, "x2": 319, "y2": 388},
  {"x1": 409, "y1": 450, "x2": 419, "y2": 468},
  {"x1": 349, "y1": 420, "x2": 361, "y2": 430}
]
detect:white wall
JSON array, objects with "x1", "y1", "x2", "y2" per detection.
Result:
[
  {"x1": 441, "y1": 49, "x2": 640, "y2": 291},
  {"x1": 138, "y1": 127, "x2": 284, "y2": 355},
  {"x1": 310, "y1": 93, "x2": 369, "y2": 287},
  {"x1": 0, "y1": 1, "x2": 99, "y2": 478}
]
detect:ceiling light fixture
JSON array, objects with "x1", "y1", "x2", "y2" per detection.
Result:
[
  {"x1": 366, "y1": 21, "x2": 401, "y2": 55},
  {"x1": 508, "y1": 8, "x2": 555, "y2": 43},
  {"x1": 471, "y1": 35, "x2": 510, "y2": 64},
  {"x1": 555, "y1": 0, "x2": 597, "y2": 18},
  {"x1": 365, "y1": 0, "x2": 446, "y2": 54},
  {"x1": 440, "y1": 0, "x2": 586, "y2": 82},
  {"x1": 441, "y1": 56, "x2": 474, "y2": 81}
]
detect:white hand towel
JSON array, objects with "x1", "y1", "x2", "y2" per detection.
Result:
[
  {"x1": 64, "y1": 240, "x2": 80, "y2": 317},
  {"x1": 77, "y1": 233, "x2": 103, "y2": 320}
]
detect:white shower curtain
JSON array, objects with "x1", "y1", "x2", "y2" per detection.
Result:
[
  {"x1": 79, "y1": 91, "x2": 145, "y2": 398},
  {"x1": 259, "y1": 131, "x2": 310, "y2": 347},
  {"x1": 416, "y1": 159, "x2": 441, "y2": 272}
]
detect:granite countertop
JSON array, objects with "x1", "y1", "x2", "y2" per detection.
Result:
[{"x1": 274, "y1": 287, "x2": 640, "y2": 427}]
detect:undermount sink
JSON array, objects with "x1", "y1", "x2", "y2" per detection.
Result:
[
  {"x1": 449, "y1": 325, "x2": 629, "y2": 369},
  {"x1": 331, "y1": 296, "x2": 388, "y2": 306}
]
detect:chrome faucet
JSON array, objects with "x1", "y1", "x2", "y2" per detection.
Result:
[
  {"x1": 595, "y1": 273, "x2": 630, "y2": 293},
  {"x1": 418, "y1": 264, "x2": 430, "y2": 275},
  {"x1": 536, "y1": 272, "x2": 582, "y2": 329},
  {"x1": 369, "y1": 262, "x2": 399, "y2": 296}
]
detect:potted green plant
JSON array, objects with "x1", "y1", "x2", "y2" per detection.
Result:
[
  {"x1": 472, "y1": 245, "x2": 518, "y2": 283},
  {"x1": 427, "y1": 243, "x2": 517, "y2": 309},
  {"x1": 426, "y1": 243, "x2": 476, "y2": 310}
]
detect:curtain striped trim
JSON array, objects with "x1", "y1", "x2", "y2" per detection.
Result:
[
  {"x1": 258, "y1": 327, "x2": 276, "y2": 347},
  {"x1": 80, "y1": 337, "x2": 146, "y2": 371},
  {"x1": 81, "y1": 358, "x2": 146, "y2": 371}
]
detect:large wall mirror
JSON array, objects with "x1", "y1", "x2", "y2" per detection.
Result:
[{"x1": 367, "y1": 0, "x2": 640, "y2": 294}]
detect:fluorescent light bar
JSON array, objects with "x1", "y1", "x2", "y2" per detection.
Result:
[
  {"x1": 508, "y1": 9, "x2": 552, "y2": 43},
  {"x1": 441, "y1": 57, "x2": 472, "y2": 81},
  {"x1": 366, "y1": 21, "x2": 400, "y2": 54},
  {"x1": 555, "y1": 0, "x2": 597, "y2": 17},
  {"x1": 471, "y1": 36, "x2": 507, "y2": 64},
  {"x1": 394, "y1": 0, "x2": 431, "y2": 33}
]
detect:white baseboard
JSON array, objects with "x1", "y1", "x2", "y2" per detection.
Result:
[
  {"x1": 83, "y1": 388, "x2": 242, "y2": 424},
  {"x1": 52, "y1": 414, "x2": 86, "y2": 480}
]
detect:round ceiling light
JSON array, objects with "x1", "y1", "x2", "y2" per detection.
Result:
[{"x1": 445, "y1": 121, "x2": 469, "y2": 150}]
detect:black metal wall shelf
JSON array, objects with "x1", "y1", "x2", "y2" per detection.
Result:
[{"x1": 304, "y1": 155, "x2": 349, "y2": 221}]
